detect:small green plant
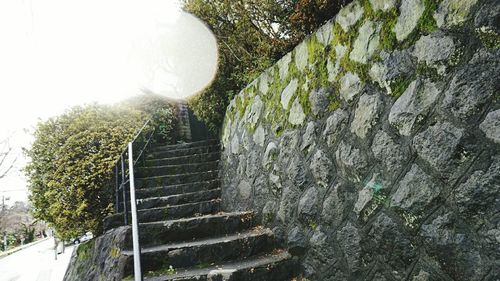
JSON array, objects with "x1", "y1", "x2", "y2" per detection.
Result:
[
  {"x1": 166, "y1": 265, "x2": 176, "y2": 275},
  {"x1": 264, "y1": 212, "x2": 275, "y2": 224},
  {"x1": 308, "y1": 220, "x2": 318, "y2": 231},
  {"x1": 152, "y1": 108, "x2": 176, "y2": 144}
]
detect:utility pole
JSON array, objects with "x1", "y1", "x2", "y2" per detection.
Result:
[
  {"x1": 3, "y1": 232, "x2": 6, "y2": 252},
  {"x1": 1, "y1": 195, "x2": 10, "y2": 211},
  {"x1": 1, "y1": 195, "x2": 9, "y2": 251}
]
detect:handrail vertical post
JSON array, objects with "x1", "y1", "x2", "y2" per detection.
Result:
[
  {"x1": 128, "y1": 142, "x2": 143, "y2": 281},
  {"x1": 115, "y1": 165, "x2": 119, "y2": 213},
  {"x1": 120, "y1": 154, "x2": 128, "y2": 225}
]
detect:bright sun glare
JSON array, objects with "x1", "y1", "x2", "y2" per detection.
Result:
[
  {"x1": 0, "y1": 0, "x2": 218, "y2": 126},
  {"x1": 0, "y1": 0, "x2": 219, "y2": 202}
]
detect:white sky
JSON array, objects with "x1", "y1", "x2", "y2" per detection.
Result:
[{"x1": 0, "y1": 0, "x2": 218, "y2": 205}]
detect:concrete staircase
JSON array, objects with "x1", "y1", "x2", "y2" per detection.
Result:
[
  {"x1": 104, "y1": 139, "x2": 297, "y2": 281},
  {"x1": 176, "y1": 102, "x2": 192, "y2": 142}
]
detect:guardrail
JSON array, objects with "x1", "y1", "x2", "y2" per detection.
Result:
[{"x1": 112, "y1": 119, "x2": 155, "y2": 281}]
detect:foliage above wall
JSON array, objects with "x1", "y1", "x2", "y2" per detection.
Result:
[{"x1": 182, "y1": 0, "x2": 352, "y2": 133}]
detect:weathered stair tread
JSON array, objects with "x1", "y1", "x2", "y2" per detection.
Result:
[
  {"x1": 136, "y1": 251, "x2": 296, "y2": 281},
  {"x1": 105, "y1": 200, "x2": 221, "y2": 230},
  {"x1": 137, "y1": 161, "x2": 220, "y2": 177},
  {"x1": 135, "y1": 180, "x2": 220, "y2": 199},
  {"x1": 151, "y1": 139, "x2": 219, "y2": 151},
  {"x1": 125, "y1": 228, "x2": 273, "y2": 255},
  {"x1": 136, "y1": 171, "x2": 219, "y2": 188},
  {"x1": 128, "y1": 211, "x2": 256, "y2": 247},
  {"x1": 147, "y1": 145, "x2": 220, "y2": 159},
  {"x1": 137, "y1": 189, "x2": 221, "y2": 210},
  {"x1": 137, "y1": 199, "x2": 221, "y2": 221},
  {"x1": 145, "y1": 152, "x2": 220, "y2": 166},
  {"x1": 150, "y1": 144, "x2": 220, "y2": 156},
  {"x1": 123, "y1": 228, "x2": 276, "y2": 274}
]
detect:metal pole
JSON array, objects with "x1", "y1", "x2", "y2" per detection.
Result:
[
  {"x1": 3, "y1": 232, "x2": 7, "y2": 252},
  {"x1": 115, "y1": 165, "x2": 120, "y2": 213},
  {"x1": 128, "y1": 142, "x2": 143, "y2": 281},
  {"x1": 54, "y1": 237, "x2": 58, "y2": 260}
]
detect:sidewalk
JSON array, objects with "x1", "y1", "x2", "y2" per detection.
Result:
[
  {"x1": 0, "y1": 237, "x2": 51, "y2": 259},
  {"x1": 0, "y1": 238, "x2": 75, "y2": 281}
]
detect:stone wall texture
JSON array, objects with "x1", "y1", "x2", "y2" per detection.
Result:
[
  {"x1": 64, "y1": 227, "x2": 129, "y2": 281},
  {"x1": 220, "y1": 0, "x2": 500, "y2": 280}
]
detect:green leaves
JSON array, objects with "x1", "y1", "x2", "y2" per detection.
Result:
[
  {"x1": 183, "y1": 0, "x2": 350, "y2": 132},
  {"x1": 25, "y1": 94, "x2": 180, "y2": 240},
  {"x1": 24, "y1": 104, "x2": 146, "y2": 240}
]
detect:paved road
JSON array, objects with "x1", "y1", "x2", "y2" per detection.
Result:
[{"x1": 0, "y1": 238, "x2": 74, "y2": 281}]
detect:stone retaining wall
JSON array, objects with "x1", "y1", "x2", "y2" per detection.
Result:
[{"x1": 220, "y1": 0, "x2": 499, "y2": 280}]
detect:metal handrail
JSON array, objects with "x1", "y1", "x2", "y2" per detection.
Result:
[
  {"x1": 128, "y1": 142, "x2": 142, "y2": 281},
  {"x1": 113, "y1": 119, "x2": 155, "y2": 214},
  {"x1": 111, "y1": 119, "x2": 154, "y2": 281}
]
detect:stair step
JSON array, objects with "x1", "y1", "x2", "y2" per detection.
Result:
[
  {"x1": 151, "y1": 139, "x2": 219, "y2": 152},
  {"x1": 137, "y1": 189, "x2": 221, "y2": 210},
  {"x1": 135, "y1": 180, "x2": 220, "y2": 200},
  {"x1": 104, "y1": 200, "x2": 221, "y2": 230},
  {"x1": 137, "y1": 161, "x2": 219, "y2": 178},
  {"x1": 147, "y1": 145, "x2": 220, "y2": 159},
  {"x1": 145, "y1": 152, "x2": 220, "y2": 166},
  {"x1": 125, "y1": 211, "x2": 256, "y2": 248},
  {"x1": 126, "y1": 251, "x2": 297, "y2": 281},
  {"x1": 123, "y1": 228, "x2": 277, "y2": 276},
  {"x1": 138, "y1": 200, "x2": 221, "y2": 223},
  {"x1": 136, "y1": 171, "x2": 219, "y2": 189}
]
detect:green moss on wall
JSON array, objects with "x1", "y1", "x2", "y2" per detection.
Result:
[
  {"x1": 110, "y1": 245, "x2": 121, "y2": 259},
  {"x1": 399, "y1": 0, "x2": 439, "y2": 49},
  {"x1": 389, "y1": 75, "x2": 415, "y2": 98},
  {"x1": 77, "y1": 240, "x2": 94, "y2": 262},
  {"x1": 377, "y1": 9, "x2": 399, "y2": 50},
  {"x1": 477, "y1": 27, "x2": 500, "y2": 49},
  {"x1": 223, "y1": 0, "x2": 446, "y2": 139}
]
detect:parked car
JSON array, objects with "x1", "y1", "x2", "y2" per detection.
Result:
[{"x1": 73, "y1": 232, "x2": 93, "y2": 244}]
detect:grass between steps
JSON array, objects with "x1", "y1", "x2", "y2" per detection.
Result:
[{"x1": 124, "y1": 264, "x2": 177, "y2": 280}]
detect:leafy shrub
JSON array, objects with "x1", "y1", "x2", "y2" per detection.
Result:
[
  {"x1": 24, "y1": 105, "x2": 146, "y2": 240},
  {"x1": 183, "y1": 0, "x2": 351, "y2": 132},
  {"x1": 152, "y1": 107, "x2": 176, "y2": 144}
]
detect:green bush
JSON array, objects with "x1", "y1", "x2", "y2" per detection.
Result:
[
  {"x1": 152, "y1": 107, "x2": 176, "y2": 144},
  {"x1": 24, "y1": 104, "x2": 146, "y2": 240},
  {"x1": 25, "y1": 92, "x2": 181, "y2": 240}
]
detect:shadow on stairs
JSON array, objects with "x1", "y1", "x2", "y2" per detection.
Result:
[{"x1": 103, "y1": 139, "x2": 300, "y2": 281}]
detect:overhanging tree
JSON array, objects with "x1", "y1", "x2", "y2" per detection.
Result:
[{"x1": 183, "y1": 0, "x2": 350, "y2": 132}]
